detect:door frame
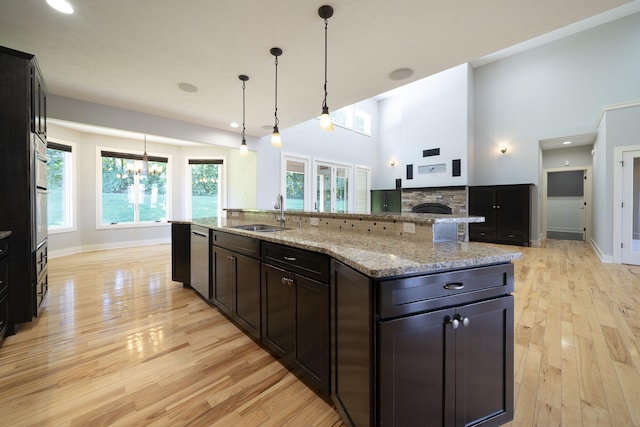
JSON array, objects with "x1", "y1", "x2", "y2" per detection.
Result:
[
  {"x1": 542, "y1": 166, "x2": 592, "y2": 242},
  {"x1": 613, "y1": 145, "x2": 640, "y2": 264}
]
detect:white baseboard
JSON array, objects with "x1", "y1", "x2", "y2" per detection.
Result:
[
  {"x1": 48, "y1": 238, "x2": 171, "y2": 259},
  {"x1": 590, "y1": 238, "x2": 613, "y2": 263}
]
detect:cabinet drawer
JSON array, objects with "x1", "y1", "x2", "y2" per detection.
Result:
[
  {"x1": 213, "y1": 231, "x2": 260, "y2": 259},
  {"x1": 0, "y1": 237, "x2": 8, "y2": 260},
  {"x1": 469, "y1": 227, "x2": 496, "y2": 242},
  {"x1": 0, "y1": 257, "x2": 7, "y2": 294},
  {"x1": 0, "y1": 292, "x2": 8, "y2": 339},
  {"x1": 36, "y1": 243, "x2": 48, "y2": 278},
  {"x1": 379, "y1": 263, "x2": 514, "y2": 319},
  {"x1": 35, "y1": 270, "x2": 48, "y2": 313},
  {"x1": 496, "y1": 231, "x2": 527, "y2": 245},
  {"x1": 262, "y1": 242, "x2": 330, "y2": 283}
]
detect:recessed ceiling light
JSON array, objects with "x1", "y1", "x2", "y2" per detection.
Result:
[
  {"x1": 262, "y1": 125, "x2": 273, "y2": 131},
  {"x1": 563, "y1": 141, "x2": 572, "y2": 145},
  {"x1": 230, "y1": 122, "x2": 239, "y2": 128},
  {"x1": 178, "y1": 82, "x2": 198, "y2": 93},
  {"x1": 389, "y1": 68, "x2": 414, "y2": 81},
  {"x1": 46, "y1": 0, "x2": 74, "y2": 14}
]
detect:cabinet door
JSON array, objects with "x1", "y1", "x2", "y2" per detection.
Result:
[
  {"x1": 469, "y1": 187, "x2": 497, "y2": 241},
  {"x1": 262, "y1": 264, "x2": 294, "y2": 361},
  {"x1": 379, "y1": 307, "x2": 455, "y2": 426},
  {"x1": 496, "y1": 186, "x2": 529, "y2": 245},
  {"x1": 212, "y1": 247, "x2": 234, "y2": 316},
  {"x1": 294, "y1": 274, "x2": 330, "y2": 395},
  {"x1": 455, "y1": 296, "x2": 514, "y2": 427},
  {"x1": 235, "y1": 254, "x2": 261, "y2": 339}
]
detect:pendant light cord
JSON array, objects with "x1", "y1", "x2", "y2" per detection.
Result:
[
  {"x1": 274, "y1": 55, "x2": 279, "y2": 127},
  {"x1": 323, "y1": 18, "x2": 328, "y2": 109},
  {"x1": 242, "y1": 79, "x2": 246, "y2": 139}
]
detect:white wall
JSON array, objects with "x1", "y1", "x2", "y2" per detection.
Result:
[
  {"x1": 376, "y1": 63, "x2": 471, "y2": 190},
  {"x1": 254, "y1": 99, "x2": 379, "y2": 209},
  {"x1": 596, "y1": 104, "x2": 640, "y2": 257},
  {"x1": 473, "y1": 12, "x2": 640, "y2": 245},
  {"x1": 542, "y1": 146, "x2": 593, "y2": 169}
]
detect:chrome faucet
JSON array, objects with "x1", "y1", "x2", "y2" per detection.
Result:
[{"x1": 274, "y1": 193, "x2": 286, "y2": 226}]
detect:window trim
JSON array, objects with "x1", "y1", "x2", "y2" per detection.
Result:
[
  {"x1": 185, "y1": 155, "x2": 227, "y2": 219},
  {"x1": 96, "y1": 146, "x2": 172, "y2": 229},
  {"x1": 280, "y1": 152, "x2": 311, "y2": 211},
  {"x1": 47, "y1": 138, "x2": 76, "y2": 234}
]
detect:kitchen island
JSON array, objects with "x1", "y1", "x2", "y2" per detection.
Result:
[{"x1": 171, "y1": 210, "x2": 520, "y2": 426}]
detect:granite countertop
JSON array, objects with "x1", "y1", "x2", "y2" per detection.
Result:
[
  {"x1": 181, "y1": 216, "x2": 521, "y2": 279},
  {"x1": 226, "y1": 208, "x2": 485, "y2": 224},
  {"x1": 0, "y1": 230, "x2": 11, "y2": 240}
]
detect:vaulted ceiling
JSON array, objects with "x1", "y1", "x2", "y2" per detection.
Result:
[{"x1": 0, "y1": 0, "x2": 635, "y2": 137}]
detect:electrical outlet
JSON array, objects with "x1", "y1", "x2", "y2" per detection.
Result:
[
  {"x1": 231, "y1": 211, "x2": 239, "y2": 217},
  {"x1": 402, "y1": 222, "x2": 416, "y2": 234},
  {"x1": 310, "y1": 217, "x2": 319, "y2": 226}
]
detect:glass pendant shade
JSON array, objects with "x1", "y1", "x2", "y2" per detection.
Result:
[
  {"x1": 240, "y1": 139, "x2": 248, "y2": 154},
  {"x1": 320, "y1": 106, "x2": 334, "y2": 131},
  {"x1": 271, "y1": 126, "x2": 282, "y2": 148}
]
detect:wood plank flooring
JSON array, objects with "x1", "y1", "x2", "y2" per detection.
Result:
[{"x1": 0, "y1": 240, "x2": 639, "y2": 426}]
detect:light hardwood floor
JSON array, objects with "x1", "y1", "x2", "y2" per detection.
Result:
[{"x1": 0, "y1": 240, "x2": 639, "y2": 426}]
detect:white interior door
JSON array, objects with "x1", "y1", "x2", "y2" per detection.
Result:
[{"x1": 621, "y1": 150, "x2": 640, "y2": 265}]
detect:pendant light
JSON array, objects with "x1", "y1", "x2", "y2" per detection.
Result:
[
  {"x1": 318, "y1": 5, "x2": 334, "y2": 132},
  {"x1": 239, "y1": 74, "x2": 249, "y2": 155},
  {"x1": 142, "y1": 135, "x2": 149, "y2": 176},
  {"x1": 270, "y1": 47, "x2": 283, "y2": 148}
]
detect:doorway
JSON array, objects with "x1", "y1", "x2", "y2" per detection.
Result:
[
  {"x1": 542, "y1": 167, "x2": 592, "y2": 242},
  {"x1": 615, "y1": 149, "x2": 640, "y2": 265}
]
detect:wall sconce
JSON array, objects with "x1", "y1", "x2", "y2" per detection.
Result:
[
  {"x1": 500, "y1": 145, "x2": 508, "y2": 154},
  {"x1": 389, "y1": 159, "x2": 397, "y2": 167}
]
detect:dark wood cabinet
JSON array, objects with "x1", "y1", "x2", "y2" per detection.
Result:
[
  {"x1": 171, "y1": 223, "x2": 191, "y2": 285},
  {"x1": 0, "y1": 233, "x2": 10, "y2": 346},
  {"x1": 379, "y1": 296, "x2": 514, "y2": 427},
  {"x1": 211, "y1": 231, "x2": 261, "y2": 340},
  {"x1": 469, "y1": 184, "x2": 532, "y2": 246},
  {"x1": 262, "y1": 243, "x2": 331, "y2": 397},
  {"x1": 371, "y1": 189, "x2": 401, "y2": 213},
  {"x1": 0, "y1": 46, "x2": 48, "y2": 333},
  {"x1": 332, "y1": 260, "x2": 514, "y2": 427}
]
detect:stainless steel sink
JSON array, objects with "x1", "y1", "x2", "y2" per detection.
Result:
[{"x1": 228, "y1": 224, "x2": 289, "y2": 232}]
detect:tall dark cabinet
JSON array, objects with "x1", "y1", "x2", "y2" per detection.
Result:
[
  {"x1": 0, "y1": 46, "x2": 49, "y2": 334},
  {"x1": 469, "y1": 184, "x2": 532, "y2": 246}
]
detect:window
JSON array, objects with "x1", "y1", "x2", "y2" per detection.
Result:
[
  {"x1": 189, "y1": 158, "x2": 223, "y2": 218},
  {"x1": 47, "y1": 141, "x2": 74, "y2": 231},
  {"x1": 313, "y1": 160, "x2": 352, "y2": 213},
  {"x1": 327, "y1": 106, "x2": 372, "y2": 136},
  {"x1": 281, "y1": 153, "x2": 311, "y2": 211},
  {"x1": 99, "y1": 150, "x2": 168, "y2": 225},
  {"x1": 354, "y1": 166, "x2": 371, "y2": 213}
]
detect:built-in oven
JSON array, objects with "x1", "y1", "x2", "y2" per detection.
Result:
[
  {"x1": 35, "y1": 189, "x2": 47, "y2": 248},
  {"x1": 34, "y1": 136, "x2": 48, "y2": 190},
  {"x1": 32, "y1": 135, "x2": 48, "y2": 250}
]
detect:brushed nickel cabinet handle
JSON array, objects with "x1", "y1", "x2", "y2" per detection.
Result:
[
  {"x1": 443, "y1": 282, "x2": 464, "y2": 291},
  {"x1": 284, "y1": 256, "x2": 297, "y2": 261}
]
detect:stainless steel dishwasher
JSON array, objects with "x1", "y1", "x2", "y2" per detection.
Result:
[{"x1": 190, "y1": 225, "x2": 210, "y2": 299}]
